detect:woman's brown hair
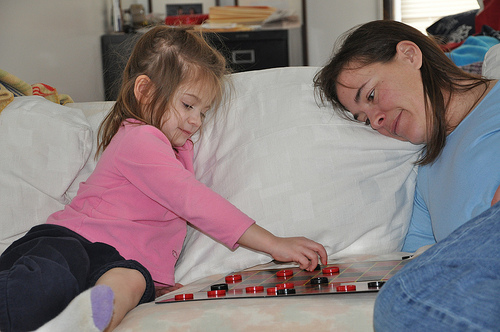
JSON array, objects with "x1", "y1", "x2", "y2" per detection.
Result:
[
  {"x1": 314, "y1": 20, "x2": 490, "y2": 165},
  {"x1": 97, "y1": 25, "x2": 229, "y2": 156}
]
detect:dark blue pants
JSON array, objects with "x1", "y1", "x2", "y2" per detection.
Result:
[{"x1": 0, "y1": 224, "x2": 155, "y2": 332}]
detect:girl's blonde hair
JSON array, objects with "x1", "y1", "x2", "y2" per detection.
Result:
[{"x1": 97, "y1": 25, "x2": 229, "y2": 156}]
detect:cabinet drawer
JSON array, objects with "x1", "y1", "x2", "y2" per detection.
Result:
[{"x1": 205, "y1": 30, "x2": 289, "y2": 72}]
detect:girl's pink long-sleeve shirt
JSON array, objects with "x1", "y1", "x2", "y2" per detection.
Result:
[{"x1": 47, "y1": 119, "x2": 254, "y2": 285}]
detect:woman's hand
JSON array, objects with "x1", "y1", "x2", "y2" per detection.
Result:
[{"x1": 237, "y1": 224, "x2": 328, "y2": 271}]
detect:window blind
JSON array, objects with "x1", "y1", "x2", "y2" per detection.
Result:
[{"x1": 397, "y1": 0, "x2": 480, "y2": 33}]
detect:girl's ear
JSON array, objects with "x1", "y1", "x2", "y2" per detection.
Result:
[
  {"x1": 134, "y1": 75, "x2": 152, "y2": 104},
  {"x1": 396, "y1": 41, "x2": 422, "y2": 70}
]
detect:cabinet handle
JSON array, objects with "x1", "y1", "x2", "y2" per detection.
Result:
[{"x1": 231, "y1": 49, "x2": 255, "y2": 64}]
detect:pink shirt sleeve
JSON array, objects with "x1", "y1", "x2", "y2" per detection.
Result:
[{"x1": 114, "y1": 124, "x2": 254, "y2": 249}]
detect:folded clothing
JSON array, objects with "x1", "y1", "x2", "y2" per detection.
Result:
[
  {"x1": 0, "y1": 69, "x2": 73, "y2": 113},
  {"x1": 447, "y1": 35, "x2": 500, "y2": 66}
]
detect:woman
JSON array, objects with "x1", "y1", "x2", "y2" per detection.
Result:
[{"x1": 314, "y1": 20, "x2": 500, "y2": 331}]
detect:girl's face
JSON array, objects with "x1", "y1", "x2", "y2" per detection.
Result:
[
  {"x1": 161, "y1": 81, "x2": 214, "y2": 147},
  {"x1": 336, "y1": 41, "x2": 430, "y2": 145}
]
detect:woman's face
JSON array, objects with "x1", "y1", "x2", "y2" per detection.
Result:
[{"x1": 336, "y1": 41, "x2": 430, "y2": 145}]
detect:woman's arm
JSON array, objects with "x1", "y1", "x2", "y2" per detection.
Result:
[{"x1": 237, "y1": 224, "x2": 328, "y2": 271}]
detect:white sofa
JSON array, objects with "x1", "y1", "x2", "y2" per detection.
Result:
[{"x1": 1, "y1": 52, "x2": 498, "y2": 330}]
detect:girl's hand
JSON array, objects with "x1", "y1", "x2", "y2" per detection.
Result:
[
  {"x1": 268, "y1": 236, "x2": 328, "y2": 271},
  {"x1": 237, "y1": 224, "x2": 328, "y2": 271}
]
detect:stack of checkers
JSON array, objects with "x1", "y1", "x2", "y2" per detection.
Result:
[{"x1": 208, "y1": 6, "x2": 276, "y2": 24}]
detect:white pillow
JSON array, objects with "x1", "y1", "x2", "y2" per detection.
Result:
[
  {"x1": 65, "y1": 101, "x2": 113, "y2": 200},
  {"x1": 483, "y1": 43, "x2": 500, "y2": 79},
  {"x1": 0, "y1": 96, "x2": 92, "y2": 253},
  {"x1": 175, "y1": 67, "x2": 421, "y2": 284}
]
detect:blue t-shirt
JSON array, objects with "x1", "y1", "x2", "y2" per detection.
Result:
[{"x1": 403, "y1": 81, "x2": 500, "y2": 252}]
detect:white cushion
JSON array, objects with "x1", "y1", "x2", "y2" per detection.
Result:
[
  {"x1": 174, "y1": 67, "x2": 421, "y2": 284},
  {"x1": 65, "y1": 101, "x2": 113, "y2": 199},
  {"x1": 483, "y1": 43, "x2": 500, "y2": 78},
  {"x1": 0, "y1": 96, "x2": 92, "y2": 253}
]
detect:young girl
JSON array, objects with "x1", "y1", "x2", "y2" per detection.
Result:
[{"x1": 0, "y1": 26, "x2": 327, "y2": 332}]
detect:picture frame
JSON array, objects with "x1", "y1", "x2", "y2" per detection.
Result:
[{"x1": 166, "y1": 3, "x2": 203, "y2": 16}]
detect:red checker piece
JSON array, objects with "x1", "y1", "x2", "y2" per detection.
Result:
[
  {"x1": 225, "y1": 274, "x2": 242, "y2": 283},
  {"x1": 336, "y1": 285, "x2": 356, "y2": 292},
  {"x1": 267, "y1": 287, "x2": 278, "y2": 295},
  {"x1": 276, "y1": 282, "x2": 294, "y2": 290},
  {"x1": 322, "y1": 266, "x2": 340, "y2": 275},
  {"x1": 207, "y1": 289, "x2": 226, "y2": 297},
  {"x1": 276, "y1": 269, "x2": 293, "y2": 277},
  {"x1": 245, "y1": 286, "x2": 265, "y2": 293},
  {"x1": 174, "y1": 293, "x2": 194, "y2": 301}
]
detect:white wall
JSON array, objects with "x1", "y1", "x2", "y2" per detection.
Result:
[
  {"x1": 306, "y1": 0, "x2": 382, "y2": 66},
  {"x1": 1, "y1": 0, "x2": 108, "y2": 102},
  {"x1": 0, "y1": 0, "x2": 380, "y2": 102}
]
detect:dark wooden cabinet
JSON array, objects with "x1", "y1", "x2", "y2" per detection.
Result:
[
  {"x1": 101, "y1": 33, "x2": 139, "y2": 101},
  {"x1": 204, "y1": 30, "x2": 289, "y2": 72},
  {"x1": 101, "y1": 28, "x2": 302, "y2": 100}
]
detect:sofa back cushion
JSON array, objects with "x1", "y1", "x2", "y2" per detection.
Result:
[
  {"x1": 0, "y1": 96, "x2": 92, "y2": 253},
  {"x1": 483, "y1": 43, "x2": 500, "y2": 78},
  {"x1": 175, "y1": 67, "x2": 421, "y2": 284}
]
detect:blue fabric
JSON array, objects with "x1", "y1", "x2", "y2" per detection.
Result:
[
  {"x1": 0, "y1": 81, "x2": 25, "y2": 97},
  {"x1": 447, "y1": 35, "x2": 499, "y2": 66},
  {"x1": 374, "y1": 202, "x2": 500, "y2": 332},
  {"x1": 402, "y1": 81, "x2": 500, "y2": 252}
]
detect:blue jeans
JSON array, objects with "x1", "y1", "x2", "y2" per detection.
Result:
[{"x1": 374, "y1": 202, "x2": 500, "y2": 332}]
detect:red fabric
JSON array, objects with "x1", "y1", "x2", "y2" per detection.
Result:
[
  {"x1": 32, "y1": 83, "x2": 56, "y2": 97},
  {"x1": 475, "y1": 0, "x2": 500, "y2": 32},
  {"x1": 165, "y1": 14, "x2": 208, "y2": 26},
  {"x1": 439, "y1": 40, "x2": 466, "y2": 52}
]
